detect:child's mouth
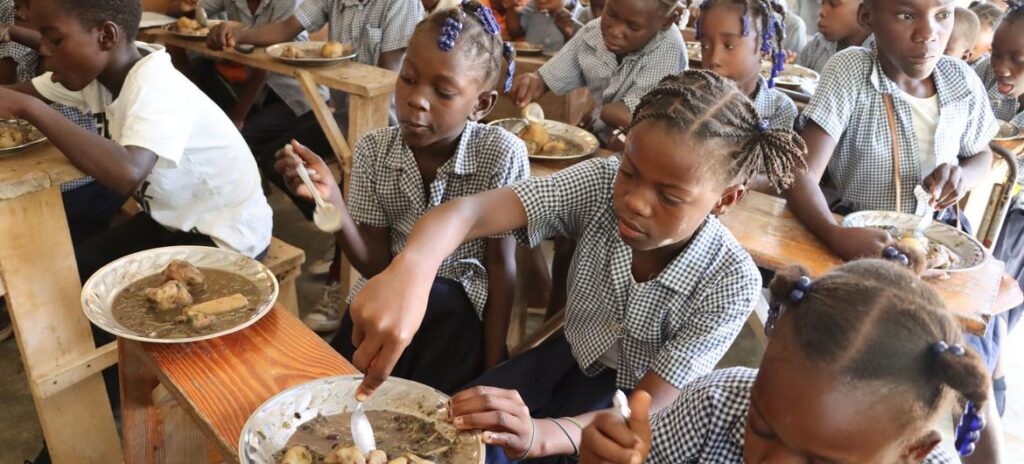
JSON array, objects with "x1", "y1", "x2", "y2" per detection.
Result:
[{"x1": 998, "y1": 82, "x2": 1016, "y2": 96}]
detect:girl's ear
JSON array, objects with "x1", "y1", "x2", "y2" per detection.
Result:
[
  {"x1": 857, "y1": 3, "x2": 874, "y2": 34},
  {"x1": 711, "y1": 183, "x2": 747, "y2": 216},
  {"x1": 97, "y1": 20, "x2": 120, "y2": 52},
  {"x1": 903, "y1": 431, "x2": 941, "y2": 462},
  {"x1": 469, "y1": 89, "x2": 499, "y2": 121}
]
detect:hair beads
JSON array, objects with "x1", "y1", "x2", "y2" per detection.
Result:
[
  {"x1": 502, "y1": 42, "x2": 516, "y2": 93},
  {"x1": 438, "y1": 16, "x2": 464, "y2": 52}
]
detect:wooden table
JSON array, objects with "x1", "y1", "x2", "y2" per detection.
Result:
[
  {"x1": 530, "y1": 153, "x2": 1003, "y2": 334},
  {"x1": 121, "y1": 306, "x2": 358, "y2": 463},
  {"x1": 0, "y1": 142, "x2": 123, "y2": 463},
  {"x1": 487, "y1": 54, "x2": 591, "y2": 126}
]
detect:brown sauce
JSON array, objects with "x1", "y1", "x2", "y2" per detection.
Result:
[{"x1": 111, "y1": 268, "x2": 261, "y2": 339}]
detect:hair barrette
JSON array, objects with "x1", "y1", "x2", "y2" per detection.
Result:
[
  {"x1": 438, "y1": 16, "x2": 464, "y2": 52},
  {"x1": 955, "y1": 401, "x2": 985, "y2": 456},
  {"x1": 756, "y1": 119, "x2": 770, "y2": 132},
  {"x1": 882, "y1": 246, "x2": 910, "y2": 268},
  {"x1": 789, "y1": 275, "x2": 811, "y2": 303}
]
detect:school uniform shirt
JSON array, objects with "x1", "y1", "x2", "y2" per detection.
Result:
[
  {"x1": 520, "y1": 1, "x2": 584, "y2": 54},
  {"x1": 974, "y1": 56, "x2": 1024, "y2": 211},
  {"x1": 573, "y1": 6, "x2": 595, "y2": 25},
  {"x1": 647, "y1": 368, "x2": 960, "y2": 464},
  {"x1": 752, "y1": 75, "x2": 798, "y2": 130},
  {"x1": 782, "y1": 11, "x2": 807, "y2": 54},
  {"x1": 510, "y1": 157, "x2": 761, "y2": 389},
  {"x1": 538, "y1": 18, "x2": 687, "y2": 138},
  {"x1": 31, "y1": 43, "x2": 273, "y2": 258},
  {"x1": 801, "y1": 47, "x2": 998, "y2": 214},
  {"x1": 345, "y1": 122, "x2": 530, "y2": 317},
  {"x1": 796, "y1": 32, "x2": 876, "y2": 74},
  {"x1": 203, "y1": 0, "x2": 328, "y2": 115}
]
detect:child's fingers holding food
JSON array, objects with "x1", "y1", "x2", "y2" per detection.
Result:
[
  {"x1": 922, "y1": 163, "x2": 964, "y2": 208},
  {"x1": 205, "y1": 22, "x2": 235, "y2": 50}
]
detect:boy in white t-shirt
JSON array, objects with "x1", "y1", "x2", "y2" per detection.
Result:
[{"x1": 0, "y1": 0, "x2": 273, "y2": 283}]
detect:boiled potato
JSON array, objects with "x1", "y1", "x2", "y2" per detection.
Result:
[
  {"x1": 517, "y1": 122, "x2": 549, "y2": 149},
  {"x1": 321, "y1": 41, "x2": 347, "y2": 58},
  {"x1": 325, "y1": 446, "x2": 366, "y2": 464},
  {"x1": 280, "y1": 445, "x2": 314, "y2": 464},
  {"x1": 366, "y1": 450, "x2": 388, "y2": 464},
  {"x1": 0, "y1": 126, "x2": 24, "y2": 149},
  {"x1": 175, "y1": 17, "x2": 199, "y2": 32},
  {"x1": 281, "y1": 46, "x2": 306, "y2": 59},
  {"x1": 540, "y1": 139, "x2": 567, "y2": 155},
  {"x1": 386, "y1": 459, "x2": 408, "y2": 464}
]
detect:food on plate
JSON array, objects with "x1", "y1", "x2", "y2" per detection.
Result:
[
  {"x1": 281, "y1": 46, "x2": 307, "y2": 59},
  {"x1": 872, "y1": 226, "x2": 967, "y2": 271},
  {"x1": 170, "y1": 16, "x2": 210, "y2": 35},
  {"x1": 540, "y1": 139, "x2": 567, "y2": 155},
  {"x1": 112, "y1": 261, "x2": 261, "y2": 338},
  {"x1": 0, "y1": 125, "x2": 25, "y2": 149},
  {"x1": 517, "y1": 122, "x2": 549, "y2": 156},
  {"x1": 321, "y1": 41, "x2": 348, "y2": 58},
  {"x1": 280, "y1": 445, "x2": 315, "y2": 464}
]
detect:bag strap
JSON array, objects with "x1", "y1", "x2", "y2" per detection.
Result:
[{"x1": 883, "y1": 93, "x2": 902, "y2": 213}]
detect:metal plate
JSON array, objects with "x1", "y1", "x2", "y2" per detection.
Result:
[
  {"x1": 81, "y1": 246, "x2": 278, "y2": 343},
  {"x1": 239, "y1": 375, "x2": 485, "y2": 464},
  {"x1": 842, "y1": 211, "x2": 987, "y2": 272},
  {"x1": 162, "y1": 19, "x2": 223, "y2": 39},
  {"x1": 513, "y1": 42, "x2": 545, "y2": 56},
  {"x1": 994, "y1": 121, "x2": 1023, "y2": 141},
  {"x1": 761, "y1": 62, "x2": 819, "y2": 91},
  {"x1": 265, "y1": 41, "x2": 357, "y2": 66},
  {"x1": 0, "y1": 119, "x2": 47, "y2": 154},
  {"x1": 489, "y1": 118, "x2": 599, "y2": 160},
  {"x1": 686, "y1": 42, "x2": 701, "y2": 63}
]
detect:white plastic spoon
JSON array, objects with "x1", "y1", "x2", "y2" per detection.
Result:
[
  {"x1": 285, "y1": 145, "x2": 343, "y2": 233},
  {"x1": 194, "y1": 5, "x2": 209, "y2": 27},
  {"x1": 351, "y1": 402, "x2": 376, "y2": 454},
  {"x1": 523, "y1": 102, "x2": 545, "y2": 124},
  {"x1": 913, "y1": 185, "x2": 934, "y2": 237},
  {"x1": 612, "y1": 389, "x2": 630, "y2": 420}
]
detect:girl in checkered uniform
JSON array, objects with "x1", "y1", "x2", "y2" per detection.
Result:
[
  {"x1": 344, "y1": 69, "x2": 807, "y2": 463},
  {"x1": 580, "y1": 254, "x2": 991, "y2": 464}
]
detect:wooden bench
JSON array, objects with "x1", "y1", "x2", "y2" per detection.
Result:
[{"x1": 261, "y1": 237, "x2": 305, "y2": 316}]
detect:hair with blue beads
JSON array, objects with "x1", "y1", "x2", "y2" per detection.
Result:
[
  {"x1": 426, "y1": 0, "x2": 516, "y2": 93},
  {"x1": 694, "y1": 0, "x2": 788, "y2": 88},
  {"x1": 1003, "y1": 0, "x2": 1024, "y2": 22}
]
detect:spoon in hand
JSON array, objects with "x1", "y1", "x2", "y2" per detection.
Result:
[
  {"x1": 351, "y1": 402, "x2": 377, "y2": 454},
  {"x1": 284, "y1": 144, "x2": 343, "y2": 232}
]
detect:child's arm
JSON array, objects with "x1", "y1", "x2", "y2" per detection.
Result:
[
  {"x1": 601, "y1": 29, "x2": 685, "y2": 129},
  {"x1": 274, "y1": 141, "x2": 395, "y2": 276},
  {"x1": 922, "y1": 151, "x2": 992, "y2": 210},
  {"x1": 579, "y1": 391, "x2": 652, "y2": 464},
  {"x1": 509, "y1": 72, "x2": 549, "y2": 107},
  {"x1": 377, "y1": 49, "x2": 407, "y2": 73},
  {"x1": 482, "y1": 237, "x2": 517, "y2": 369},
  {"x1": 599, "y1": 103, "x2": 631, "y2": 129},
  {"x1": 503, "y1": 0, "x2": 527, "y2": 39},
  {"x1": 553, "y1": 8, "x2": 578, "y2": 39},
  {"x1": 0, "y1": 87, "x2": 158, "y2": 196},
  {"x1": 206, "y1": 16, "x2": 306, "y2": 50},
  {"x1": 1, "y1": 25, "x2": 41, "y2": 50}
]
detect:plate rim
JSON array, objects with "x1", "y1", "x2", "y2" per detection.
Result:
[
  {"x1": 80, "y1": 245, "x2": 279, "y2": 344},
  {"x1": 488, "y1": 117, "x2": 599, "y2": 160},
  {"x1": 840, "y1": 210, "x2": 988, "y2": 272},
  {"x1": 994, "y1": 121, "x2": 1023, "y2": 141},
  {"x1": 0, "y1": 119, "x2": 47, "y2": 154},
  {"x1": 265, "y1": 41, "x2": 357, "y2": 65},
  {"x1": 161, "y1": 19, "x2": 223, "y2": 39}
]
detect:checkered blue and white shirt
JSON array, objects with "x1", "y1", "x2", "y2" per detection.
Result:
[
  {"x1": 346, "y1": 122, "x2": 530, "y2": 317},
  {"x1": 801, "y1": 47, "x2": 998, "y2": 213},
  {"x1": 752, "y1": 75, "x2": 798, "y2": 130},
  {"x1": 796, "y1": 32, "x2": 875, "y2": 73},
  {"x1": 520, "y1": 1, "x2": 584, "y2": 55},
  {"x1": 647, "y1": 368, "x2": 960, "y2": 464},
  {"x1": 974, "y1": 56, "x2": 1024, "y2": 211},
  {"x1": 510, "y1": 158, "x2": 760, "y2": 389},
  {"x1": 203, "y1": 0, "x2": 329, "y2": 115},
  {"x1": 538, "y1": 18, "x2": 687, "y2": 138}
]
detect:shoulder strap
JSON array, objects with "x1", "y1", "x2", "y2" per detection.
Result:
[{"x1": 883, "y1": 93, "x2": 902, "y2": 212}]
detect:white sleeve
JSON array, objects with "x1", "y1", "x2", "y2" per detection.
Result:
[
  {"x1": 31, "y1": 73, "x2": 90, "y2": 111},
  {"x1": 115, "y1": 84, "x2": 195, "y2": 166}
]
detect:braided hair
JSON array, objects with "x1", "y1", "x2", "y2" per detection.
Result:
[
  {"x1": 695, "y1": 0, "x2": 788, "y2": 87},
  {"x1": 425, "y1": 0, "x2": 516, "y2": 92},
  {"x1": 1003, "y1": 0, "x2": 1024, "y2": 23},
  {"x1": 630, "y1": 70, "x2": 807, "y2": 192},
  {"x1": 768, "y1": 258, "x2": 990, "y2": 434}
]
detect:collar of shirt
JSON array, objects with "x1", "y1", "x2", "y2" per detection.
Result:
[
  {"x1": 751, "y1": 75, "x2": 772, "y2": 110},
  {"x1": 581, "y1": 19, "x2": 670, "y2": 64},
  {"x1": 868, "y1": 46, "x2": 973, "y2": 108},
  {"x1": 385, "y1": 122, "x2": 479, "y2": 176},
  {"x1": 339, "y1": 0, "x2": 370, "y2": 8},
  {"x1": 613, "y1": 216, "x2": 722, "y2": 294}
]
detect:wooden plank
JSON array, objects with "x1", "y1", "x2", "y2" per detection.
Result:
[
  {"x1": 0, "y1": 142, "x2": 85, "y2": 199},
  {"x1": 127, "y1": 307, "x2": 359, "y2": 461},
  {"x1": 32, "y1": 341, "x2": 118, "y2": 399},
  {"x1": 295, "y1": 69, "x2": 351, "y2": 168},
  {"x1": 141, "y1": 28, "x2": 396, "y2": 98},
  {"x1": 0, "y1": 186, "x2": 122, "y2": 463}
]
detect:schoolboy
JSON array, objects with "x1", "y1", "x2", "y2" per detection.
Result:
[
  {"x1": 796, "y1": 0, "x2": 873, "y2": 73},
  {"x1": 969, "y1": 1, "x2": 1002, "y2": 64},
  {"x1": 506, "y1": 0, "x2": 584, "y2": 53},
  {"x1": 946, "y1": 6, "x2": 980, "y2": 61}
]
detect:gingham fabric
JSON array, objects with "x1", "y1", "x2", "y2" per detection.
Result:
[
  {"x1": 345, "y1": 122, "x2": 530, "y2": 317},
  {"x1": 796, "y1": 32, "x2": 875, "y2": 73},
  {"x1": 538, "y1": 18, "x2": 687, "y2": 138},
  {"x1": 204, "y1": 0, "x2": 328, "y2": 115},
  {"x1": 510, "y1": 158, "x2": 760, "y2": 389},
  {"x1": 519, "y1": 0, "x2": 584, "y2": 54},
  {"x1": 782, "y1": 11, "x2": 807, "y2": 54},
  {"x1": 752, "y1": 75, "x2": 798, "y2": 130},
  {"x1": 974, "y1": 56, "x2": 1024, "y2": 211},
  {"x1": 801, "y1": 47, "x2": 998, "y2": 214},
  {"x1": 647, "y1": 368, "x2": 960, "y2": 463},
  {"x1": 55, "y1": 105, "x2": 100, "y2": 191}
]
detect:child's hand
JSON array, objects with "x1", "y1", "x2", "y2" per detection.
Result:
[
  {"x1": 450, "y1": 386, "x2": 538, "y2": 459},
  {"x1": 206, "y1": 21, "x2": 242, "y2": 50},
  {"x1": 826, "y1": 226, "x2": 893, "y2": 261},
  {"x1": 273, "y1": 140, "x2": 342, "y2": 206},
  {"x1": 785, "y1": 50, "x2": 798, "y2": 64},
  {"x1": 553, "y1": 9, "x2": 576, "y2": 39},
  {"x1": 579, "y1": 391, "x2": 652, "y2": 464},
  {"x1": 0, "y1": 86, "x2": 29, "y2": 119},
  {"x1": 509, "y1": 73, "x2": 546, "y2": 107},
  {"x1": 921, "y1": 163, "x2": 965, "y2": 209}
]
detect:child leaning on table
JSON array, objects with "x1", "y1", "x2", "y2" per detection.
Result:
[
  {"x1": 509, "y1": 0, "x2": 686, "y2": 142},
  {"x1": 275, "y1": 1, "x2": 527, "y2": 393},
  {"x1": 795, "y1": 0, "x2": 873, "y2": 74},
  {"x1": 580, "y1": 256, "x2": 988, "y2": 464},
  {"x1": 342, "y1": 70, "x2": 806, "y2": 463},
  {"x1": 506, "y1": 0, "x2": 585, "y2": 54}
]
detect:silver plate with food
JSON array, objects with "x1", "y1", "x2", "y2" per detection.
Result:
[
  {"x1": 685, "y1": 42, "x2": 701, "y2": 64},
  {"x1": 81, "y1": 246, "x2": 278, "y2": 343},
  {"x1": 761, "y1": 62, "x2": 819, "y2": 91},
  {"x1": 0, "y1": 119, "x2": 46, "y2": 154},
  {"x1": 994, "y1": 121, "x2": 1023, "y2": 141},
  {"x1": 512, "y1": 41, "x2": 545, "y2": 56},
  {"x1": 239, "y1": 375, "x2": 485, "y2": 464},
  {"x1": 842, "y1": 211, "x2": 987, "y2": 272},
  {"x1": 162, "y1": 18, "x2": 223, "y2": 38},
  {"x1": 490, "y1": 118, "x2": 599, "y2": 160},
  {"x1": 266, "y1": 41, "x2": 357, "y2": 66}
]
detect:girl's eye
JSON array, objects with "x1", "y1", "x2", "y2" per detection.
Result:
[
  {"x1": 436, "y1": 88, "x2": 457, "y2": 99},
  {"x1": 725, "y1": 43, "x2": 737, "y2": 50},
  {"x1": 399, "y1": 75, "x2": 415, "y2": 84},
  {"x1": 937, "y1": 10, "x2": 952, "y2": 20},
  {"x1": 619, "y1": 168, "x2": 636, "y2": 179},
  {"x1": 659, "y1": 192, "x2": 683, "y2": 205}
]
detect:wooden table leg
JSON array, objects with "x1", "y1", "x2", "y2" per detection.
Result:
[{"x1": 0, "y1": 187, "x2": 122, "y2": 463}]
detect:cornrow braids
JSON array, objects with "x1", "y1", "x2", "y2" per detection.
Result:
[
  {"x1": 768, "y1": 259, "x2": 990, "y2": 435},
  {"x1": 1004, "y1": 0, "x2": 1024, "y2": 22},
  {"x1": 426, "y1": 0, "x2": 517, "y2": 92},
  {"x1": 630, "y1": 70, "x2": 807, "y2": 192},
  {"x1": 695, "y1": 0, "x2": 788, "y2": 87}
]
